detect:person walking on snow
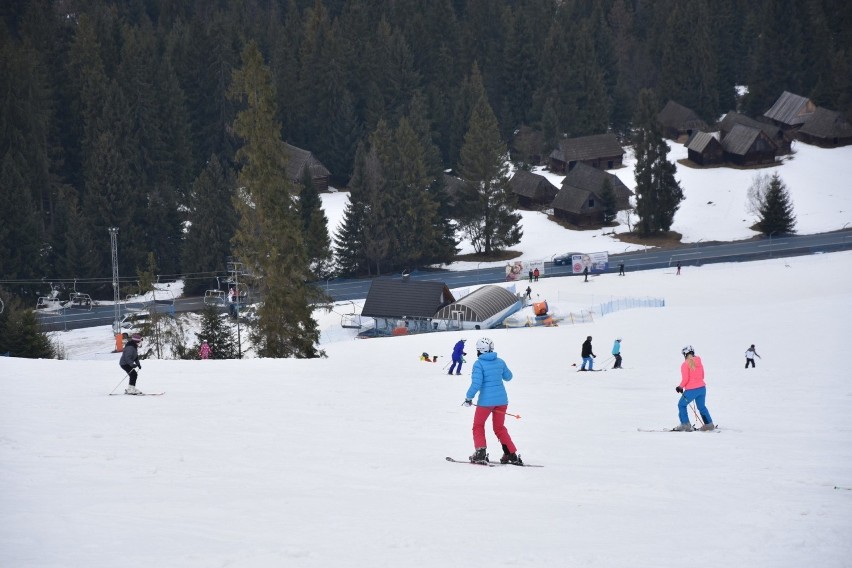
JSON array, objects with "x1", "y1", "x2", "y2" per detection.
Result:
[
  {"x1": 674, "y1": 345, "x2": 715, "y2": 431},
  {"x1": 120, "y1": 334, "x2": 144, "y2": 395},
  {"x1": 448, "y1": 339, "x2": 467, "y2": 375},
  {"x1": 612, "y1": 337, "x2": 623, "y2": 369},
  {"x1": 745, "y1": 344, "x2": 761, "y2": 368},
  {"x1": 525, "y1": 286, "x2": 532, "y2": 299},
  {"x1": 199, "y1": 339, "x2": 212, "y2": 360},
  {"x1": 463, "y1": 338, "x2": 522, "y2": 465},
  {"x1": 533, "y1": 268, "x2": 540, "y2": 282},
  {"x1": 580, "y1": 336, "x2": 596, "y2": 370}
]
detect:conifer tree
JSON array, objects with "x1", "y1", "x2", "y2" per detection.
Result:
[
  {"x1": 298, "y1": 167, "x2": 333, "y2": 279},
  {"x1": 756, "y1": 173, "x2": 797, "y2": 235},
  {"x1": 0, "y1": 290, "x2": 55, "y2": 359},
  {"x1": 182, "y1": 155, "x2": 238, "y2": 295},
  {"x1": 456, "y1": 89, "x2": 522, "y2": 255},
  {"x1": 633, "y1": 90, "x2": 684, "y2": 236},
  {"x1": 600, "y1": 177, "x2": 617, "y2": 223},
  {"x1": 194, "y1": 306, "x2": 238, "y2": 360},
  {"x1": 228, "y1": 41, "x2": 322, "y2": 358}
]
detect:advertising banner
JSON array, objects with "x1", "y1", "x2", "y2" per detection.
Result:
[{"x1": 571, "y1": 252, "x2": 609, "y2": 274}]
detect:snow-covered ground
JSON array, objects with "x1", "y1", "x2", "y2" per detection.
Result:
[{"x1": 2, "y1": 141, "x2": 852, "y2": 567}]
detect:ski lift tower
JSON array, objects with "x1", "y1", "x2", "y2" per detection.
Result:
[{"x1": 109, "y1": 227, "x2": 122, "y2": 352}]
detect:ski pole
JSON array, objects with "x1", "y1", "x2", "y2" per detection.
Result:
[
  {"x1": 108, "y1": 371, "x2": 133, "y2": 395},
  {"x1": 473, "y1": 404, "x2": 521, "y2": 420}
]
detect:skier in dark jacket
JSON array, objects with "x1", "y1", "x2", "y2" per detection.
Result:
[
  {"x1": 580, "y1": 336, "x2": 596, "y2": 371},
  {"x1": 119, "y1": 334, "x2": 143, "y2": 395},
  {"x1": 448, "y1": 339, "x2": 467, "y2": 375}
]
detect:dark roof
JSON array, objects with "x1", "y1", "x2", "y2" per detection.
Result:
[
  {"x1": 285, "y1": 143, "x2": 331, "y2": 181},
  {"x1": 550, "y1": 133, "x2": 623, "y2": 163},
  {"x1": 433, "y1": 285, "x2": 519, "y2": 322},
  {"x1": 657, "y1": 100, "x2": 708, "y2": 131},
  {"x1": 719, "y1": 112, "x2": 784, "y2": 140},
  {"x1": 361, "y1": 279, "x2": 455, "y2": 319},
  {"x1": 686, "y1": 131, "x2": 721, "y2": 152},
  {"x1": 721, "y1": 124, "x2": 775, "y2": 155},
  {"x1": 508, "y1": 170, "x2": 559, "y2": 201},
  {"x1": 552, "y1": 163, "x2": 632, "y2": 213},
  {"x1": 763, "y1": 91, "x2": 815, "y2": 126},
  {"x1": 798, "y1": 107, "x2": 852, "y2": 139}
]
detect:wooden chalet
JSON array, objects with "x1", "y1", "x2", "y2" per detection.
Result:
[
  {"x1": 797, "y1": 107, "x2": 852, "y2": 148},
  {"x1": 508, "y1": 170, "x2": 559, "y2": 208},
  {"x1": 360, "y1": 277, "x2": 455, "y2": 334},
  {"x1": 510, "y1": 125, "x2": 546, "y2": 166},
  {"x1": 285, "y1": 143, "x2": 331, "y2": 192},
  {"x1": 551, "y1": 163, "x2": 633, "y2": 226},
  {"x1": 686, "y1": 132, "x2": 724, "y2": 166},
  {"x1": 763, "y1": 91, "x2": 815, "y2": 130},
  {"x1": 657, "y1": 100, "x2": 709, "y2": 142},
  {"x1": 718, "y1": 111, "x2": 791, "y2": 154},
  {"x1": 720, "y1": 124, "x2": 777, "y2": 167},
  {"x1": 548, "y1": 133, "x2": 623, "y2": 174}
]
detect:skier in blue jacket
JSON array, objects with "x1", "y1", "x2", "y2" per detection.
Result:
[
  {"x1": 448, "y1": 339, "x2": 466, "y2": 375},
  {"x1": 462, "y1": 338, "x2": 522, "y2": 465}
]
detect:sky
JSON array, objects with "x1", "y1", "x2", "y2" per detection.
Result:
[{"x1": 2, "y1": 140, "x2": 851, "y2": 567}]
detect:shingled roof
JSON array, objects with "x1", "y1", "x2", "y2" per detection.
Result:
[
  {"x1": 361, "y1": 279, "x2": 455, "y2": 319},
  {"x1": 763, "y1": 91, "x2": 815, "y2": 127},
  {"x1": 508, "y1": 170, "x2": 559, "y2": 202},
  {"x1": 550, "y1": 133, "x2": 623, "y2": 163},
  {"x1": 686, "y1": 131, "x2": 720, "y2": 152},
  {"x1": 284, "y1": 143, "x2": 330, "y2": 182},
  {"x1": 798, "y1": 107, "x2": 852, "y2": 139},
  {"x1": 552, "y1": 163, "x2": 632, "y2": 213},
  {"x1": 721, "y1": 124, "x2": 775, "y2": 156},
  {"x1": 657, "y1": 100, "x2": 708, "y2": 132},
  {"x1": 719, "y1": 112, "x2": 784, "y2": 140}
]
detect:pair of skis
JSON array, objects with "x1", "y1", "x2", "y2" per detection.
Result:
[
  {"x1": 445, "y1": 457, "x2": 544, "y2": 468},
  {"x1": 108, "y1": 391, "x2": 165, "y2": 396}
]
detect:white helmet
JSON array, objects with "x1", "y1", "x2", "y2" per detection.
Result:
[
  {"x1": 476, "y1": 337, "x2": 494, "y2": 354},
  {"x1": 681, "y1": 345, "x2": 695, "y2": 356}
]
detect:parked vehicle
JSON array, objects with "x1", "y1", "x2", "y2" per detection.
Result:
[{"x1": 553, "y1": 252, "x2": 580, "y2": 266}]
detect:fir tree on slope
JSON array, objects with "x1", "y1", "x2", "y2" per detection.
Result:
[
  {"x1": 193, "y1": 306, "x2": 238, "y2": 360},
  {"x1": 227, "y1": 41, "x2": 322, "y2": 359},
  {"x1": 756, "y1": 173, "x2": 797, "y2": 235},
  {"x1": 0, "y1": 290, "x2": 55, "y2": 359},
  {"x1": 298, "y1": 167, "x2": 333, "y2": 280},
  {"x1": 632, "y1": 89, "x2": 684, "y2": 237},
  {"x1": 456, "y1": 68, "x2": 522, "y2": 255}
]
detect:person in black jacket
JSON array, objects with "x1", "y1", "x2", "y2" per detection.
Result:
[
  {"x1": 119, "y1": 334, "x2": 143, "y2": 395},
  {"x1": 580, "y1": 336, "x2": 596, "y2": 371}
]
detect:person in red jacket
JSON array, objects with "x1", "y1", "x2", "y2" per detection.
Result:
[{"x1": 674, "y1": 345, "x2": 715, "y2": 431}]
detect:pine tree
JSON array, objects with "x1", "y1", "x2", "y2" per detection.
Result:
[
  {"x1": 756, "y1": 173, "x2": 797, "y2": 235},
  {"x1": 633, "y1": 90, "x2": 684, "y2": 236},
  {"x1": 298, "y1": 167, "x2": 333, "y2": 279},
  {"x1": 228, "y1": 41, "x2": 322, "y2": 359},
  {"x1": 194, "y1": 305, "x2": 238, "y2": 360},
  {"x1": 182, "y1": 155, "x2": 238, "y2": 296},
  {"x1": 456, "y1": 86, "x2": 522, "y2": 255},
  {"x1": 600, "y1": 177, "x2": 617, "y2": 223},
  {"x1": 0, "y1": 290, "x2": 55, "y2": 359}
]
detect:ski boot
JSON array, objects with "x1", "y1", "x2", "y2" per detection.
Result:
[
  {"x1": 499, "y1": 444, "x2": 524, "y2": 465},
  {"x1": 699, "y1": 423, "x2": 716, "y2": 431},
  {"x1": 469, "y1": 447, "x2": 488, "y2": 464},
  {"x1": 124, "y1": 385, "x2": 141, "y2": 395},
  {"x1": 673, "y1": 423, "x2": 694, "y2": 432}
]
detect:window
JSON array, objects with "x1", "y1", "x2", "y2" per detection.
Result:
[{"x1": 588, "y1": 198, "x2": 595, "y2": 208}]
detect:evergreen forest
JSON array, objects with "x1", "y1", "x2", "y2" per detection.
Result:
[{"x1": 2, "y1": 0, "x2": 851, "y2": 301}]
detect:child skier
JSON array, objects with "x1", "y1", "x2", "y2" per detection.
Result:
[
  {"x1": 674, "y1": 345, "x2": 715, "y2": 431},
  {"x1": 199, "y1": 339, "x2": 212, "y2": 360},
  {"x1": 462, "y1": 338, "x2": 522, "y2": 465},
  {"x1": 119, "y1": 334, "x2": 143, "y2": 395},
  {"x1": 612, "y1": 337, "x2": 623, "y2": 369},
  {"x1": 744, "y1": 344, "x2": 761, "y2": 368}
]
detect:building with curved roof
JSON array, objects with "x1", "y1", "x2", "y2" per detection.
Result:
[{"x1": 433, "y1": 285, "x2": 522, "y2": 331}]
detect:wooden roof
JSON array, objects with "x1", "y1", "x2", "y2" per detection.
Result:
[
  {"x1": 763, "y1": 91, "x2": 815, "y2": 126},
  {"x1": 721, "y1": 124, "x2": 775, "y2": 156},
  {"x1": 549, "y1": 133, "x2": 623, "y2": 163},
  {"x1": 657, "y1": 100, "x2": 708, "y2": 131},
  {"x1": 285, "y1": 143, "x2": 331, "y2": 182},
  {"x1": 687, "y1": 131, "x2": 721, "y2": 152},
  {"x1": 552, "y1": 163, "x2": 632, "y2": 213},
  {"x1": 508, "y1": 170, "x2": 559, "y2": 201},
  {"x1": 361, "y1": 279, "x2": 455, "y2": 319},
  {"x1": 798, "y1": 107, "x2": 852, "y2": 139},
  {"x1": 719, "y1": 111, "x2": 784, "y2": 140}
]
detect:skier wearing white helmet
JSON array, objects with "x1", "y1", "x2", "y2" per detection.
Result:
[
  {"x1": 674, "y1": 345, "x2": 715, "y2": 431},
  {"x1": 462, "y1": 338, "x2": 523, "y2": 465},
  {"x1": 611, "y1": 337, "x2": 623, "y2": 369}
]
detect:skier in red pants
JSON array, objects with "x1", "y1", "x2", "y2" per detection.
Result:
[{"x1": 462, "y1": 337, "x2": 522, "y2": 465}]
